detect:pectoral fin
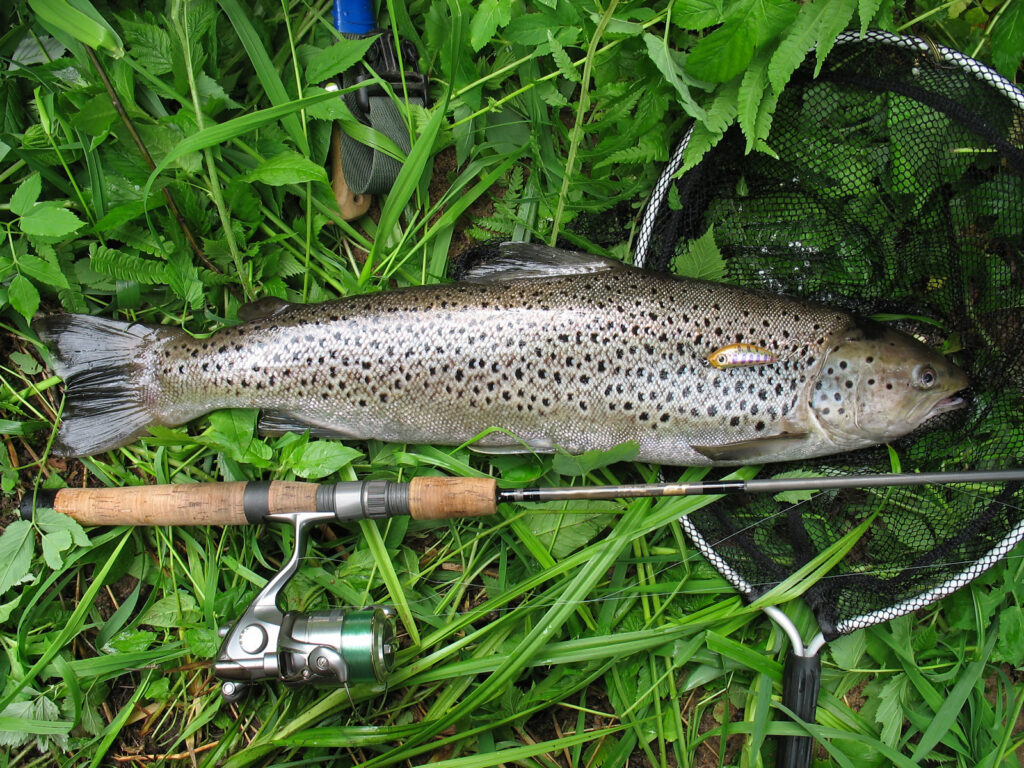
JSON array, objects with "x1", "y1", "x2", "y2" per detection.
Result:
[
  {"x1": 691, "y1": 432, "x2": 810, "y2": 463},
  {"x1": 258, "y1": 411, "x2": 360, "y2": 439}
]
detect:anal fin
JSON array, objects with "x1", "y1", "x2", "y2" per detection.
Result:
[
  {"x1": 691, "y1": 432, "x2": 810, "y2": 463},
  {"x1": 258, "y1": 411, "x2": 360, "y2": 439}
]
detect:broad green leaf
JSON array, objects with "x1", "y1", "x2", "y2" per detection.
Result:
[
  {"x1": 41, "y1": 529, "x2": 72, "y2": 570},
  {"x1": 671, "y1": 0, "x2": 724, "y2": 29},
  {"x1": 469, "y1": 0, "x2": 513, "y2": 52},
  {"x1": 990, "y1": 0, "x2": 1024, "y2": 79},
  {"x1": 18, "y1": 205, "x2": 85, "y2": 238},
  {"x1": 9, "y1": 274, "x2": 40, "y2": 321},
  {"x1": 686, "y1": 10, "x2": 758, "y2": 83},
  {"x1": 244, "y1": 152, "x2": 329, "y2": 186},
  {"x1": 552, "y1": 442, "x2": 639, "y2": 476},
  {"x1": 140, "y1": 592, "x2": 201, "y2": 627},
  {"x1": 305, "y1": 36, "x2": 378, "y2": 84},
  {"x1": 184, "y1": 627, "x2": 221, "y2": 658},
  {"x1": 994, "y1": 605, "x2": 1024, "y2": 665},
  {"x1": 0, "y1": 520, "x2": 34, "y2": 598},
  {"x1": 673, "y1": 225, "x2": 726, "y2": 280},
  {"x1": 291, "y1": 442, "x2": 364, "y2": 479},
  {"x1": 34, "y1": 507, "x2": 91, "y2": 548},
  {"x1": 10, "y1": 173, "x2": 41, "y2": 216},
  {"x1": 17, "y1": 253, "x2": 69, "y2": 289},
  {"x1": 107, "y1": 629, "x2": 157, "y2": 653},
  {"x1": 529, "y1": 510, "x2": 615, "y2": 559},
  {"x1": 0, "y1": 594, "x2": 21, "y2": 623}
]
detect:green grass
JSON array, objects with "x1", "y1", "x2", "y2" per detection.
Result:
[{"x1": 1, "y1": 0, "x2": 1024, "y2": 766}]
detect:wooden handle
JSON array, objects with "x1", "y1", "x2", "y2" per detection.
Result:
[
  {"x1": 37, "y1": 481, "x2": 319, "y2": 527},
  {"x1": 408, "y1": 477, "x2": 497, "y2": 520},
  {"x1": 331, "y1": 124, "x2": 371, "y2": 220}
]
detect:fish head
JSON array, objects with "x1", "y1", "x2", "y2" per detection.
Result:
[{"x1": 809, "y1": 322, "x2": 968, "y2": 448}]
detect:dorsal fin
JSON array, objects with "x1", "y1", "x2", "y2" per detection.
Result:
[
  {"x1": 238, "y1": 297, "x2": 295, "y2": 322},
  {"x1": 456, "y1": 242, "x2": 624, "y2": 283}
]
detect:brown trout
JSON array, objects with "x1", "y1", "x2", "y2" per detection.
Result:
[{"x1": 35, "y1": 243, "x2": 968, "y2": 464}]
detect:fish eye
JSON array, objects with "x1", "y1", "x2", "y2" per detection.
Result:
[{"x1": 915, "y1": 366, "x2": 937, "y2": 389}]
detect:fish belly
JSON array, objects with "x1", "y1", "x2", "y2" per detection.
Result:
[{"x1": 152, "y1": 270, "x2": 851, "y2": 465}]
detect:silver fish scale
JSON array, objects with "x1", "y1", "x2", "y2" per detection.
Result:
[{"x1": 149, "y1": 269, "x2": 852, "y2": 465}]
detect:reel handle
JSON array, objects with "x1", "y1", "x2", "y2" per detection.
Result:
[{"x1": 21, "y1": 477, "x2": 498, "y2": 527}]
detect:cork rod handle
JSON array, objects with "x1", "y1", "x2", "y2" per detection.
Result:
[
  {"x1": 27, "y1": 481, "x2": 319, "y2": 527},
  {"x1": 408, "y1": 477, "x2": 497, "y2": 519}
]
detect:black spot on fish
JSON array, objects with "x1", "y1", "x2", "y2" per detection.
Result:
[
  {"x1": 729, "y1": 416, "x2": 740, "y2": 427},
  {"x1": 755, "y1": 421, "x2": 765, "y2": 431}
]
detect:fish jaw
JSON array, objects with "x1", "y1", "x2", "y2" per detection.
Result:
[{"x1": 809, "y1": 323, "x2": 969, "y2": 446}]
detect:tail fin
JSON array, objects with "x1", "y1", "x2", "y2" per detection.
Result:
[{"x1": 34, "y1": 314, "x2": 178, "y2": 457}]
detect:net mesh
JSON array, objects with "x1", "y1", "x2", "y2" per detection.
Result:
[{"x1": 638, "y1": 31, "x2": 1024, "y2": 639}]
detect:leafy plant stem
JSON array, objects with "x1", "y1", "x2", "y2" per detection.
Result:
[
  {"x1": 896, "y1": 0, "x2": 964, "y2": 32},
  {"x1": 275, "y1": 0, "x2": 315, "y2": 301},
  {"x1": 82, "y1": 46, "x2": 214, "y2": 273},
  {"x1": 0, "y1": 159, "x2": 27, "y2": 186},
  {"x1": 973, "y1": 0, "x2": 1014, "y2": 59},
  {"x1": 173, "y1": 2, "x2": 253, "y2": 300},
  {"x1": 549, "y1": 0, "x2": 619, "y2": 245}
]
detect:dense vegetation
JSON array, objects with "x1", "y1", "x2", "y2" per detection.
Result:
[{"x1": 1, "y1": 0, "x2": 1023, "y2": 765}]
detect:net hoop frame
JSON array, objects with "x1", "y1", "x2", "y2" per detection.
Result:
[{"x1": 642, "y1": 29, "x2": 1024, "y2": 636}]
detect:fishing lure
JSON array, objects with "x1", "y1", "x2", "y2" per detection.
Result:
[{"x1": 707, "y1": 343, "x2": 778, "y2": 369}]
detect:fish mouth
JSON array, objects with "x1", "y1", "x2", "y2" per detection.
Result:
[{"x1": 926, "y1": 395, "x2": 967, "y2": 419}]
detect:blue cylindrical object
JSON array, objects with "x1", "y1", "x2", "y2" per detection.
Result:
[{"x1": 334, "y1": 0, "x2": 376, "y2": 35}]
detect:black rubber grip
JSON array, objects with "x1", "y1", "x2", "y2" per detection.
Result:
[
  {"x1": 776, "y1": 651, "x2": 821, "y2": 768},
  {"x1": 20, "y1": 489, "x2": 58, "y2": 520},
  {"x1": 242, "y1": 482, "x2": 272, "y2": 524}
]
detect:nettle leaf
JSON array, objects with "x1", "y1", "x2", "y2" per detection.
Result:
[
  {"x1": 18, "y1": 204, "x2": 85, "y2": 238},
  {"x1": 686, "y1": 10, "x2": 758, "y2": 83},
  {"x1": 245, "y1": 151, "x2": 329, "y2": 186},
  {"x1": 671, "y1": 0, "x2": 725, "y2": 29},
  {"x1": 119, "y1": 16, "x2": 173, "y2": 75},
  {"x1": 0, "y1": 520, "x2": 34, "y2": 598},
  {"x1": 166, "y1": 249, "x2": 203, "y2": 308},
  {"x1": 469, "y1": 0, "x2": 513, "y2": 52},
  {"x1": 673, "y1": 225, "x2": 726, "y2": 281},
  {"x1": 290, "y1": 442, "x2": 364, "y2": 479},
  {"x1": 305, "y1": 36, "x2": 377, "y2": 84},
  {"x1": 8, "y1": 274, "x2": 40, "y2": 321},
  {"x1": 10, "y1": 173, "x2": 41, "y2": 216},
  {"x1": 141, "y1": 591, "x2": 201, "y2": 627}
]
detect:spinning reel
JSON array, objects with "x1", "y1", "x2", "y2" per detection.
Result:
[{"x1": 214, "y1": 509, "x2": 397, "y2": 701}]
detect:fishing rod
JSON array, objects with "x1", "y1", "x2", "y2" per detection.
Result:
[
  {"x1": 18, "y1": 469, "x2": 1024, "y2": 702},
  {"x1": 22, "y1": 469, "x2": 1024, "y2": 527}
]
